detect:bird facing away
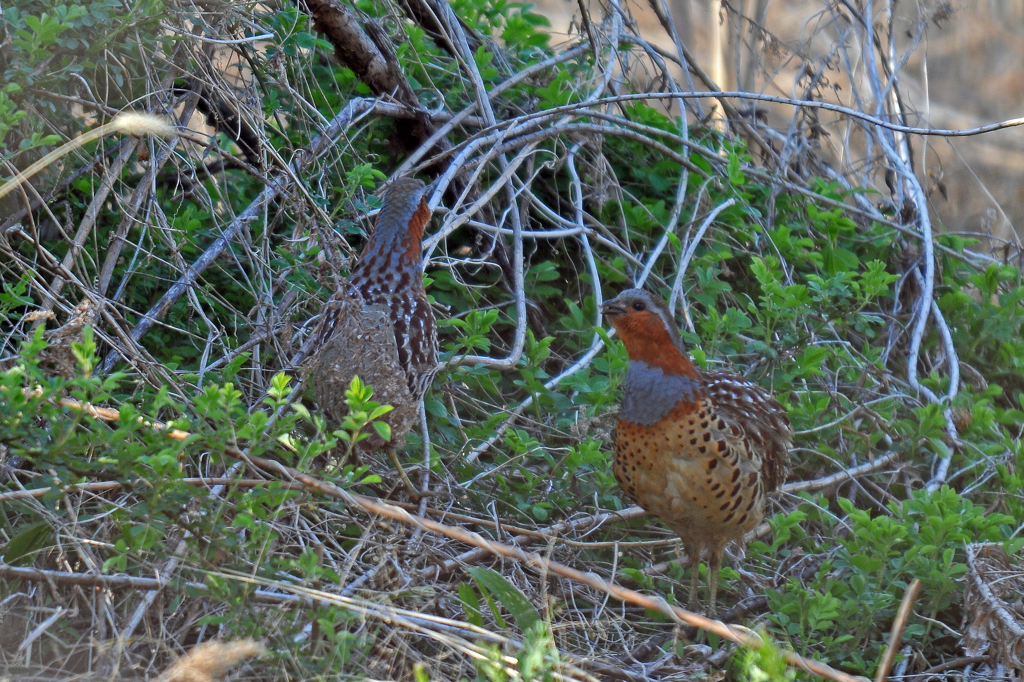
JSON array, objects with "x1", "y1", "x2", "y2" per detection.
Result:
[
  {"x1": 602, "y1": 288, "x2": 791, "y2": 614},
  {"x1": 312, "y1": 177, "x2": 439, "y2": 493}
]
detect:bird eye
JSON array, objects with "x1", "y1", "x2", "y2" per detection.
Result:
[{"x1": 632, "y1": 301, "x2": 646, "y2": 311}]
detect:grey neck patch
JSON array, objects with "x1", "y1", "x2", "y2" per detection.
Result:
[
  {"x1": 376, "y1": 181, "x2": 427, "y2": 241},
  {"x1": 619, "y1": 360, "x2": 705, "y2": 426}
]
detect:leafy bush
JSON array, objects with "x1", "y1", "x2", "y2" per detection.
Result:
[{"x1": 764, "y1": 490, "x2": 1019, "y2": 672}]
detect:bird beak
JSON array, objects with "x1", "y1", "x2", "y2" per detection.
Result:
[{"x1": 601, "y1": 299, "x2": 625, "y2": 318}]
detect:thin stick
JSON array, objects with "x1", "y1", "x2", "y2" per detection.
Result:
[
  {"x1": 907, "y1": 656, "x2": 988, "y2": 682},
  {"x1": 445, "y1": 90, "x2": 1024, "y2": 141},
  {"x1": 0, "y1": 478, "x2": 304, "y2": 504},
  {"x1": 781, "y1": 451, "x2": 901, "y2": 494},
  {"x1": 10, "y1": 388, "x2": 191, "y2": 439},
  {"x1": 420, "y1": 506, "x2": 650, "y2": 578},
  {"x1": 669, "y1": 197, "x2": 736, "y2": 307},
  {"x1": 875, "y1": 579, "x2": 922, "y2": 682},
  {"x1": 42, "y1": 138, "x2": 139, "y2": 309}
]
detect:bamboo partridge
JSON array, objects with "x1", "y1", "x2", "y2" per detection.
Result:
[
  {"x1": 312, "y1": 177, "x2": 439, "y2": 492},
  {"x1": 602, "y1": 288, "x2": 791, "y2": 614}
]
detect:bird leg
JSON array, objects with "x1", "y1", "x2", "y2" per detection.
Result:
[
  {"x1": 385, "y1": 444, "x2": 424, "y2": 498},
  {"x1": 705, "y1": 548, "x2": 723, "y2": 618},
  {"x1": 680, "y1": 543, "x2": 702, "y2": 613}
]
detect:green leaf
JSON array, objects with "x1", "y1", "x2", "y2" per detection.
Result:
[
  {"x1": 3, "y1": 520, "x2": 51, "y2": 567},
  {"x1": 466, "y1": 566, "x2": 541, "y2": 632},
  {"x1": 368, "y1": 404, "x2": 394, "y2": 421},
  {"x1": 475, "y1": 576, "x2": 506, "y2": 630},
  {"x1": 849, "y1": 554, "x2": 883, "y2": 574},
  {"x1": 372, "y1": 421, "x2": 391, "y2": 441},
  {"x1": 458, "y1": 582, "x2": 484, "y2": 628}
]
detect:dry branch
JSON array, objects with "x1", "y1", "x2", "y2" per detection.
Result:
[
  {"x1": 300, "y1": 0, "x2": 418, "y2": 106},
  {"x1": 875, "y1": 578, "x2": 922, "y2": 682},
  {"x1": 96, "y1": 98, "x2": 384, "y2": 373}
]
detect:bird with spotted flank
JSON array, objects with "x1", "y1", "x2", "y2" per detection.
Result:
[
  {"x1": 602, "y1": 288, "x2": 791, "y2": 615},
  {"x1": 311, "y1": 177, "x2": 438, "y2": 495}
]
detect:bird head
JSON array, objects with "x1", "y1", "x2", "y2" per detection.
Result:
[
  {"x1": 359, "y1": 178, "x2": 432, "y2": 269},
  {"x1": 377, "y1": 177, "x2": 431, "y2": 244},
  {"x1": 601, "y1": 289, "x2": 696, "y2": 376}
]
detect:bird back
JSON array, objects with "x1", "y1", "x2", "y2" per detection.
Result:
[
  {"x1": 312, "y1": 288, "x2": 418, "y2": 448},
  {"x1": 349, "y1": 178, "x2": 438, "y2": 401},
  {"x1": 310, "y1": 177, "x2": 440, "y2": 445}
]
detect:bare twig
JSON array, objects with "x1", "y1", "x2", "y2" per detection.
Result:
[
  {"x1": 421, "y1": 506, "x2": 649, "y2": 578},
  {"x1": 906, "y1": 656, "x2": 989, "y2": 682},
  {"x1": 875, "y1": 579, "x2": 922, "y2": 682},
  {"x1": 96, "y1": 98, "x2": 385, "y2": 373},
  {"x1": 781, "y1": 451, "x2": 901, "y2": 494},
  {"x1": 0, "y1": 478, "x2": 299, "y2": 504},
  {"x1": 438, "y1": 90, "x2": 1024, "y2": 142}
]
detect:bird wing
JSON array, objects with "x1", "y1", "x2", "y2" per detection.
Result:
[{"x1": 702, "y1": 370, "x2": 792, "y2": 493}]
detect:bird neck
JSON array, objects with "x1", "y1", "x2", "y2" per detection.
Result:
[
  {"x1": 372, "y1": 196, "x2": 429, "y2": 264},
  {"x1": 615, "y1": 314, "x2": 700, "y2": 378},
  {"x1": 401, "y1": 198, "x2": 430, "y2": 260},
  {"x1": 620, "y1": 359, "x2": 705, "y2": 425}
]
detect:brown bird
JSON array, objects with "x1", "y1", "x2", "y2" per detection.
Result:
[
  {"x1": 602, "y1": 288, "x2": 791, "y2": 614},
  {"x1": 312, "y1": 177, "x2": 438, "y2": 493}
]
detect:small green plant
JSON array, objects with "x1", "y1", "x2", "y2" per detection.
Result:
[
  {"x1": 763, "y1": 488, "x2": 1018, "y2": 674},
  {"x1": 470, "y1": 622, "x2": 562, "y2": 682},
  {"x1": 331, "y1": 375, "x2": 395, "y2": 460},
  {"x1": 736, "y1": 634, "x2": 797, "y2": 682}
]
